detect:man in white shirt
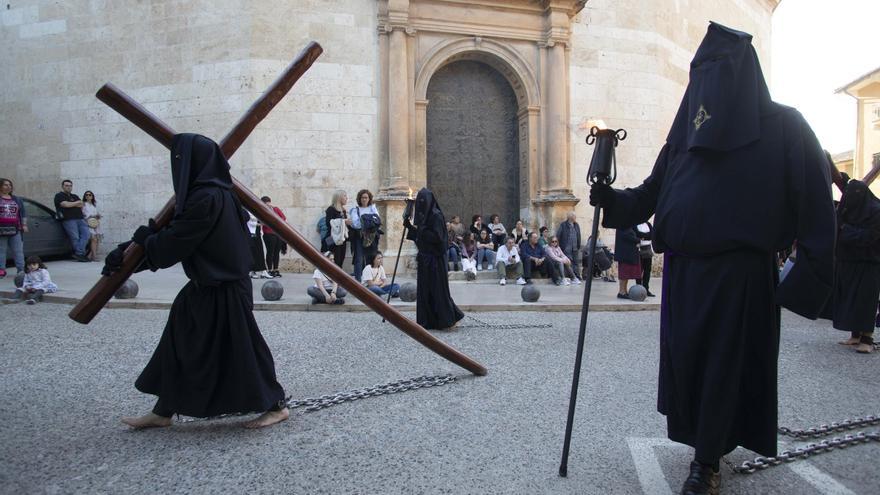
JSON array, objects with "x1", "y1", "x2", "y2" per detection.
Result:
[{"x1": 495, "y1": 237, "x2": 526, "y2": 286}]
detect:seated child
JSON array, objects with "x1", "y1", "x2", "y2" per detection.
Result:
[{"x1": 12, "y1": 256, "x2": 57, "y2": 304}]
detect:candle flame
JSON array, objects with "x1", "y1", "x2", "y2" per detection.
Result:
[{"x1": 581, "y1": 119, "x2": 607, "y2": 130}]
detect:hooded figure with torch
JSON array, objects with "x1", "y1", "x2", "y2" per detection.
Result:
[{"x1": 578, "y1": 23, "x2": 835, "y2": 494}]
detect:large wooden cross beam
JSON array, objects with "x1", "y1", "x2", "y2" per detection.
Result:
[{"x1": 68, "y1": 42, "x2": 487, "y2": 377}]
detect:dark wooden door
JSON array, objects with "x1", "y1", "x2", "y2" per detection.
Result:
[{"x1": 426, "y1": 60, "x2": 519, "y2": 226}]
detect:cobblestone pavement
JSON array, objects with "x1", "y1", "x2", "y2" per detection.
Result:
[{"x1": 0, "y1": 304, "x2": 877, "y2": 494}]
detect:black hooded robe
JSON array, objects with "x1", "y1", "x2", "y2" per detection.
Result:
[
  {"x1": 135, "y1": 134, "x2": 285, "y2": 417},
  {"x1": 832, "y1": 180, "x2": 880, "y2": 333},
  {"x1": 406, "y1": 188, "x2": 464, "y2": 329},
  {"x1": 600, "y1": 23, "x2": 835, "y2": 461}
]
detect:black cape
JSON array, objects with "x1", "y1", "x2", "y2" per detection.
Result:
[
  {"x1": 831, "y1": 180, "x2": 880, "y2": 332},
  {"x1": 136, "y1": 133, "x2": 285, "y2": 417},
  {"x1": 601, "y1": 22, "x2": 835, "y2": 460},
  {"x1": 406, "y1": 188, "x2": 464, "y2": 329}
]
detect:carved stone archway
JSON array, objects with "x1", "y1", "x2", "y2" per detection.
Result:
[
  {"x1": 375, "y1": 0, "x2": 586, "y2": 258},
  {"x1": 414, "y1": 37, "x2": 540, "y2": 220}
]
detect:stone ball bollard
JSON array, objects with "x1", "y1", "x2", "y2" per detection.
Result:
[
  {"x1": 628, "y1": 284, "x2": 647, "y2": 302},
  {"x1": 399, "y1": 282, "x2": 418, "y2": 302},
  {"x1": 465, "y1": 271, "x2": 476, "y2": 282},
  {"x1": 521, "y1": 284, "x2": 540, "y2": 302},
  {"x1": 261, "y1": 280, "x2": 284, "y2": 301},
  {"x1": 14, "y1": 272, "x2": 25, "y2": 288},
  {"x1": 114, "y1": 279, "x2": 139, "y2": 299}
]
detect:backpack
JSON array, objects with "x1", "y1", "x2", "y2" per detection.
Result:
[
  {"x1": 317, "y1": 215, "x2": 329, "y2": 240},
  {"x1": 358, "y1": 207, "x2": 382, "y2": 248},
  {"x1": 329, "y1": 217, "x2": 348, "y2": 246}
]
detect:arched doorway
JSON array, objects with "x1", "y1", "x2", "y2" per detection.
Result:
[{"x1": 426, "y1": 60, "x2": 520, "y2": 226}]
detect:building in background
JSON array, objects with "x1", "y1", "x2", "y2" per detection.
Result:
[
  {"x1": 0, "y1": 0, "x2": 780, "y2": 270},
  {"x1": 837, "y1": 67, "x2": 880, "y2": 194}
]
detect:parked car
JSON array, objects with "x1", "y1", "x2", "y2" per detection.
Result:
[{"x1": 4, "y1": 197, "x2": 72, "y2": 264}]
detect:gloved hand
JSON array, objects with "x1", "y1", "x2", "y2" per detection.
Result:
[
  {"x1": 403, "y1": 217, "x2": 413, "y2": 230},
  {"x1": 840, "y1": 172, "x2": 851, "y2": 185},
  {"x1": 132, "y1": 219, "x2": 159, "y2": 245},
  {"x1": 589, "y1": 182, "x2": 615, "y2": 207},
  {"x1": 102, "y1": 241, "x2": 133, "y2": 276}
]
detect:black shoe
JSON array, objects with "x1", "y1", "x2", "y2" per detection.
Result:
[
  {"x1": 680, "y1": 461, "x2": 720, "y2": 495},
  {"x1": 272, "y1": 271, "x2": 282, "y2": 278},
  {"x1": 617, "y1": 293, "x2": 630, "y2": 299},
  {"x1": 73, "y1": 254, "x2": 90, "y2": 262},
  {"x1": 646, "y1": 290, "x2": 656, "y2": 297}
]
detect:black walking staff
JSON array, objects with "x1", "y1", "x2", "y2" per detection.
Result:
[
  {"x1": 383, "y1": 197, "x2": 416, "y2": 322},
  {"x1": 559, "y1": 126, "x2": 626, "y2": 477}
]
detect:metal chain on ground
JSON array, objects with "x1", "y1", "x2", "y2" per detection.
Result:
[
  {"x1": 724, "y1": 415, "x2": 880, "y2": 474},
  {"x1": 777, "y1": 415, "x2": 880, "y2": 439},
  {"x1": 286, "y1": 374, "x2": 455, "y2": 412},
  {"x1": 454, "y1": 314, "x2": 553, "y2": 330},
  {"x1": 178, "y1": 374, "x2": 455, "y2": 423}
]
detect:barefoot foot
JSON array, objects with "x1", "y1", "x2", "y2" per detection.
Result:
[
  {"x1": 121, "y1": 412, "x2": 172, "y2": 430},
  {"x1": 243, "y1": 408, "x2": 289, "y2": 429}
]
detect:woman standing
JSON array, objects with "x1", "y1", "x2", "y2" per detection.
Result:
[
  {"x1": 405, "y1": 188, "x2": 464, "y2": 330},
  {"x1": 349, "y1": 189, "x2": 380, "y2": 280},
  {"x1": 614, "y1": 226, "x2": 641, "y2": 299},
  {"x1": 261, "y1": 196, "x2": 286, "y2": 278},
  {"x1": 325, "y1": 190, "x2": 351, "y2": 270},
  {"x1": 635, "y1": 222, "x2": 656, "y2": 297},
  {"x1": 0, "y1": 178, "x2": 27, "y2": 276},
  {"x1": 81, "y1": 190, "x2": 102, "y2": 261}
]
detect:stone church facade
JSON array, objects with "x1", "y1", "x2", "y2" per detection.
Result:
[{"x1": 0, "y1": 0, "x2": 778, "y2": 270}]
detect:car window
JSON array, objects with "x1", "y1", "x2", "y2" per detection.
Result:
[{"x1": 23, "y1": 199, "x2": 55, "y2": 220}]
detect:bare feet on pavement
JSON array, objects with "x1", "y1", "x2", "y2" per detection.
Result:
[
  {"x1": 244, "y1": 408, "x2": 290, "y2": 429},
  {"x1": 121, "y1": 413, "x2": 173, "y2": 429}
]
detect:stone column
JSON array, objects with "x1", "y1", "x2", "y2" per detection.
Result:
[
  {"x1": 543, "y1": 41, "x2": 570, "y2": 196},
  {"x1": 381, "y1": 27, "x2": 410, "y2": 197}
]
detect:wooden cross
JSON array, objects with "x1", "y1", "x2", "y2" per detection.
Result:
[{"x1": 68, "y1": 42, "x2": 487, "y2": 377}]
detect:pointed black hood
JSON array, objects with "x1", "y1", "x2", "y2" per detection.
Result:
[
  {"x1": 171, "y1": 134, "x2": 233, "y2": 216},
  {"x1": 666, "y1": 22, "x2": 774, "y2": 153}
]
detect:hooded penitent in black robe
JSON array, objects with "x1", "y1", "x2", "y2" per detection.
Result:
[
  {"x1": 135, "y1": 133, "x2": 285, "y2": 417},
  {"x1": 599, "y1": 23, "x2": 835, "y2": 462},
  {"x1": 832, "y1": 180, "x2": 880, "y2": 333},
  {"x1": 406, "y1": 188, "x2": 464, "y2": 329}
]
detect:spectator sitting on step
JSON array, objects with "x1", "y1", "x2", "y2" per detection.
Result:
[
  {"x1": 8, "y1": 256, "x2": 57, "y2": 304},
  {"x1": 537, "y1": 225, "x2": 550, "y2": 248},
  {"x1": 487, "y1": 214, "x2": 507, "y2": 249},
  {"x1": 546, "y1": 235, "x2": 582, "y2": 285},
  {"x1": 307, "y1": 251, "x2": 347, "y2": 304},
  {"x1": 447, "y1": 227, "x2": 462, "y2": 271},
  {"x1": 475, "y1": 229, "x2": 496, "y2": 271},
  {"x1": 447, "y1": 215, "x2": 466, "y2": 240},
  {"x1": 469, "y1": 214, "x2": 489, "y2": 238},
  {"x1": 509, "y1": 219, "x2": 529, "y2": 245},
  {"x1": 495, "y1": 236, "x2": 526, "y2": 286},
  {"x1": 520, "y1": 231, "x2": 560, "y2": 285},
  {"x1": 459, "y1": 232, "x2": 478, "y2": 276},
  {"x1": 361, "y1": 253, "x2": 399, "y2": 298}
]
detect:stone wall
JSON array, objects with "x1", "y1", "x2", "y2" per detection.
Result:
[
  {"x1": 0, "y1": 0, "x2": 381, "y2": 262},
  {"x1": 1, "y1": 0, "x2": 776, "y2": 270}
]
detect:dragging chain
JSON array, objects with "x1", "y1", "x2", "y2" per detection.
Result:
[
  {"x1": 179, "y1": 374, "x2": 455, "y2": 423},
  {"x1": 286, "y1": 374, "x2": 455, "y2": 412},
  {"x1": 724, "y1": 415, "x2": 880, "y2": 474},
  {"x1": 456, "y1": 314, "x2": 553, "y2": 330}
]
